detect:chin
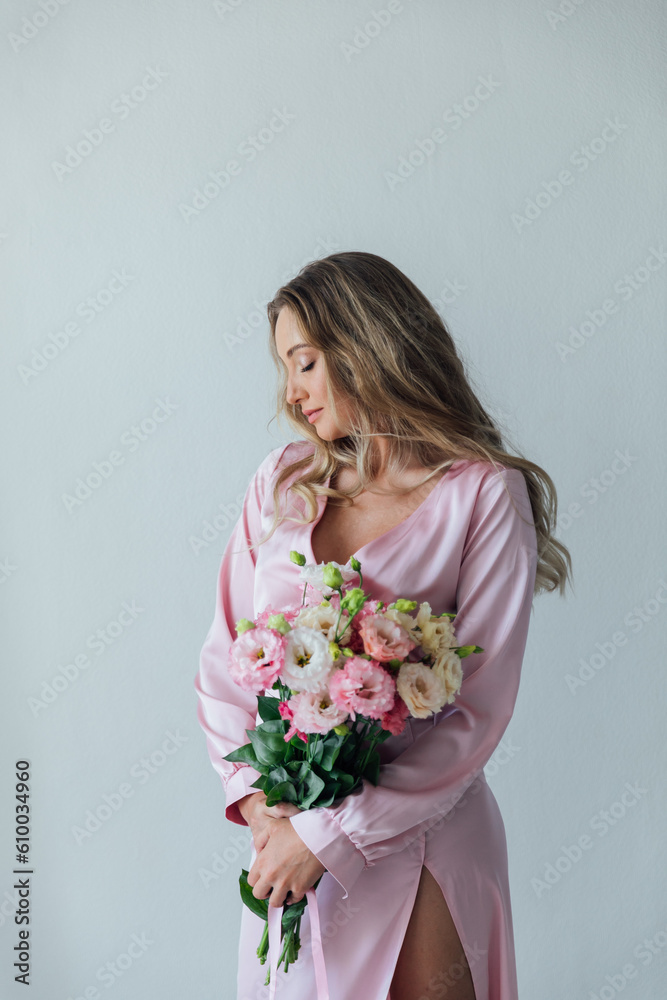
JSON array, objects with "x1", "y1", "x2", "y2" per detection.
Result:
[{"x1": 311, "y1": 418, "x2": 341, "y2": 441}]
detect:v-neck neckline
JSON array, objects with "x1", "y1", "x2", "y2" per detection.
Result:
[{"x1": 306, "y1": 460, "x2": 462, "y2": 567}]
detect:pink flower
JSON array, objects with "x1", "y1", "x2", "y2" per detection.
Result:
[
  {"x1": 358, "y1": 614, "x2": 416, "y2": 662},
  {"x1": 255, "y1": 602, "x2": 302, "y2": 628},
  {"x1": 227, "y1": 628, "x2": 285, "y2": 693},
  {"x1": 380, "y1": 696, "x2": 411, "y2": 736},
  {"x1": 290, "y1": 691, "x2": 349, "y2": 734},
  {"x1": 278, "y1": 699, "x2": 308, "y2": 743},
  {"x1": 328, "y1": 656, "x2": 396, "y2": 720}
]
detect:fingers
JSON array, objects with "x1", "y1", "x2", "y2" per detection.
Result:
[
  {"x1": 266, "y1": 802, "x2": 300, "y2": 818},
  {"x1": 285, "y1": 891, "x2": 304, "y2": 905}
]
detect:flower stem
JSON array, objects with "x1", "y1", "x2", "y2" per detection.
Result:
[{"x1": 257, "y1": 920, "x2": 269, "y2": 964}]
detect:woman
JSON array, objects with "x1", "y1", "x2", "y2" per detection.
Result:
[{"x1": 194, "y1": 251, "x2": 572, "y2": 1000}]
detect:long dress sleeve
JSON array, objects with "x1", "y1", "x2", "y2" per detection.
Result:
[
  {"x1": 288, "y1": 466, "x2": 539, "y2": 899},
  {"x1": 194, "y1": 444, "x2": 287, "y2": 827}
]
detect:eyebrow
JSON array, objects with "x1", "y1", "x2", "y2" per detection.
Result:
[{"x1": 285, "y1": 342, "x2": 312, "y2": 359}]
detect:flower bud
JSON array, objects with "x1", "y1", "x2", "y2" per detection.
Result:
[
  {"x1": 393, "y1": 598, "x2": 417, "y2": 612},
  {"x1": 235, "y1": 618, "x2": 255, "y2": 635},
  {"x1": 341, "y1": 587, "x2": 366, "y2": 615},
  {"x1": 289, "y1": 550, "x2": 306, "y2": 566},
  {"x1": 267, "y1": 613, "x2": 291, "y2": 635},
  {"x1": 322, "y1": 563, "x2": 344, "y2": 589}
]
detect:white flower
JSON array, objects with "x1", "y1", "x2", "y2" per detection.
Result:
[
  {"x1": 298, "y1": 560, "x2": 358, "y2": 596},
  {"x1": 396, "y1": 662, "x2": 448, "y2": 718},
  {"x1": 294, "y1": 603, "x2": 354, "y2": 645},
  {"x1": 431, "y1": 648, "x2": 463, "y2": 705},
  {"x1": 280, "y1": 627, "x2": 336, "y2": 694}
]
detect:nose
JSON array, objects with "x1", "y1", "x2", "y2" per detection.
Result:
[{"x1": 286, "y1": 371, "x2": 305, "y2": 407}]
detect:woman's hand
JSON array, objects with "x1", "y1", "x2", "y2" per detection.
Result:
[
  {"x1": 239, "y1": 790, "x2": 300, "y2": 853},
  {"x1": 240, "y1": 791, "x2": 327, "y2": 908}
]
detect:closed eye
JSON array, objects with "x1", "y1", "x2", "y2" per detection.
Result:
[{"x1": 300, "y1": 361, "x2": 315, "y2": 372}]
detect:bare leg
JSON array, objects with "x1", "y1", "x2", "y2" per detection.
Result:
[{"x1": 389, "y1": 864, "x2": 476, "y2": 1000}]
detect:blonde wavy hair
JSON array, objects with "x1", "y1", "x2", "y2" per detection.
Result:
[{"x1": 257, "y1": 250, "x2": 572, "y2": 598}]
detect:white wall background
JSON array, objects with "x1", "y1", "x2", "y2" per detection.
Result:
[{"x1": 2, "y1": 1, "x2": 666, "y2": 997}]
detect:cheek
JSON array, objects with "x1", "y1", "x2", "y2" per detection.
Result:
[{"x1": 313, "y1": 369, "x2": 328, "y2": 399}]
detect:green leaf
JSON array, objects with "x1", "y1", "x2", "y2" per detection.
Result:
[
  {"x1": 265, "y1": 781, "x2": 299, "y2": 807},
  {"x1": 362, "y1": 753, "x2": 380, "y2": 785},
  {"x1": 281, "y1": 900, "x2": 307, "y2": 929},
  {"x1": 247, "y1": 720, "x2": 289, "y2": 766},
  {"x1": 257, "y1": 695, "x2": 283, "y2": 722},
  {"x1": 456, "y1": 644, "x2": 484, "y2": 659},
  {"x1": 239, "y1": 870, "x2": 268, "y2": 921},
  {"x1": 308, "y1": 738, "x2": 324, "y2": 767},
  {"x1": 318, "y1": 733, "x2": 345, "y2": 771},
  {"x1": 223, "y1": 742, "x2": 260, "y2": 766},
  {"x1": 265, "y1": 766, "x2": 291, "y2": 790},
  {"x1": 299, "y1": 768, "x2": 326, "y2": 809}
]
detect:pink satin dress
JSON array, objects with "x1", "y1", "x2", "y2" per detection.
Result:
[{"x1": 195, "y1": 439, "x2": 539, "y2": 1000}]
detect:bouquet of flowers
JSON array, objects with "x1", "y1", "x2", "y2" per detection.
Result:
[{"x1": 223, "y1": 550, "x2": 482, "y2": 986}]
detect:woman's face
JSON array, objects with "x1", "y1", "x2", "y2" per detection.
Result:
[{"x1": 275, "y1": 306, "x2": 355, "y2": 441}]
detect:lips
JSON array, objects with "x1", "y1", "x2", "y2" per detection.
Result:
[{"x1": 304, "y1": 408, "x2": 322, "y2": 423}]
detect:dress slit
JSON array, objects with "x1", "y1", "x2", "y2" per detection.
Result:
[{"x1": 421, "y1": 860, "x2": 480, "y2": 1000}]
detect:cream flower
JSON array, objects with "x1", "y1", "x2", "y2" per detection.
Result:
[
  {"x1": 382, "y1": 606, "x2": 419, "y2": 634},
  {"x1": 280, "y1": 627, "x2": 335, "y2": 694},
  {"x1": 431, "y1": 648, "x2": 463, "y2": 705},
  {"x1": 396, "y1": 662, "x2": 448, "y2": 718},
  {"x1": 414, "y1": 601, "x2": 456, "y2": 655}
]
